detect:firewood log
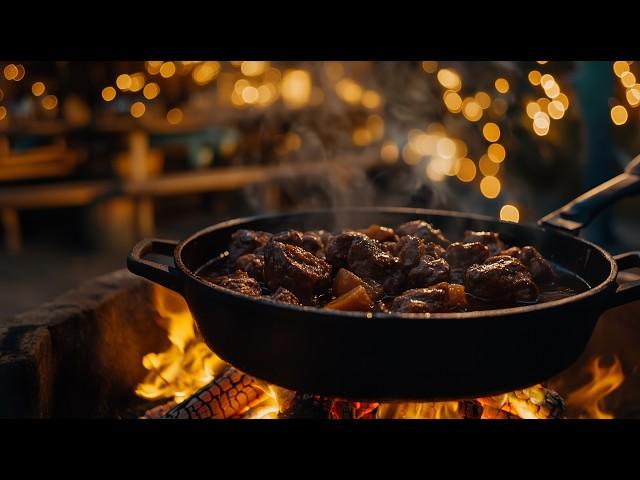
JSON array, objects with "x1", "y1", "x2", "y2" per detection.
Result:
[
  {"x1": 161, "y1": 368, "x2": 266, "y2": 419},
  {"x1": 477, "y1": 385, "x2": 565, "y2": 419}
]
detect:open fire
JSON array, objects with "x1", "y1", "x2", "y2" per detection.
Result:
[{"x1": 136, "y1": 285, "x2": 624, "y2": 419}]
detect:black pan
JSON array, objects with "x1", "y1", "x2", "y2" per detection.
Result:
[{"x1": 127, "y1": 156, "x2": 640, "y2": 402}]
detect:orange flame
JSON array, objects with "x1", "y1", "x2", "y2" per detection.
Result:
[
  {"x1": 376, "y1": 401, "x2": 462, "y2": 419},
  {"x1": 565, "y1": 355, "x2": 624, "y2": 419},
  {"x1": 135, "y1": 285, "x2": 227, "y2": 404}
]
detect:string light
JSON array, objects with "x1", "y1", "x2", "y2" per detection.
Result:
[
  {"x1": 362, "y1": 90, "x2": 381, "y2": 109},
  {"x1": 166, "y1": 108, "x2": 183, "y2": 125},
  {"x1": 143, "y1": 82, "x2": 160, "y2": 100},
  {"x1": 495, "y1": 78, "x2": 509, "y2": 93},
  {"x1": 380, "y1": 141, "x2": 399, "y2": 163},
  {"x1": 130, "y1": 102, "x2": 146, "y2": 118},
  {"x1": 480, "y1": 175, "x2": 501, "y2": 198},
  {"x1": 41, "y1": 95, "x2": 58, "y2": 110},
  {"x1": 102, "y1": 86, "x2": 116, "y2": 101},
  {"x1": 116, "y1": 74, "x2": 132, "y2": 91},
  {"x1": 160, "y1": 62, "x2": 176, "y2": 78},
  {"x1": 610, "y1": 105, "x2": 628, "y2": 125},
  {"x1": 32, "y1": 82, "x2": 46, "y2": 97},
  {"x1": 456, "y1": 158, "x2": 477, "y2": 182},
  {"x1": 487, "y1": 143, "x2": 506, "y2": 163},
  {"x1": 437, "y1": 69, "x2": 461, "y2": 92},
  {"x1": 422, "y1": 61, "x2": 438, "y2": 74},
  {"x1": 500, "y1": 204, "x2": 520, "y2": 222},
  {"x1": 482, "y1": 123, "x2": 500, "y2": 142}
]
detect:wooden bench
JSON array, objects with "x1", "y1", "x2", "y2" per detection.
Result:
[{"x1": 0, "y1": 148, "x2": 381, "y2": 254}]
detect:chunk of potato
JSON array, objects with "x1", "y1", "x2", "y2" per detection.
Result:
[
  {"x1": 325, "y1": 285, "x2": 374, "y2": 312},
  {"x1": 333, "y1": 268, "x2": 383, "y2": 300},
  {"x1": 358, "y1": 224, "x2": 397, "y2": 242}
]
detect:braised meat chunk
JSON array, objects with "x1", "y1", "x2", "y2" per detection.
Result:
[
  {"x1": 325, "y1": 231, "x2": 369, "y2": 270},
  {"x1": 391, "y1": 282, "x2": 467, "y2": 313},
  {"x1": 271, "y1": 287, "x2": 302, "y2": 306},
  {"x1": 396, "y1": 220, "x2": 450, "y2": 247},
  {"x1": 443, "y1": 242, "x2": 490, "y2": 284},
  {"x1": 232, "y1": 253, "x2": 264, "y2": 281},
  {"x1": 465, "y1": 256, "x2": 539, "y2": 303},
  {"x1": 263, "y1": 240, "x2": 331, "y2": 304},
  {"x1": 406, "y1": 257, "x2": 450, "y2": 289},
  {"x1": 346, "y1": 236, "x2": 403, "y2": 294},
  {"x1": 272, "y1": 229, "x2": 304, "y2": 248},
  {"x1": 519, "y1": 246, "x2": 556, "y2": 284},
  {"x1": 497, "y1": 245, "x2": 556, "y2": 284},
  {"x1": 211, "y1": 270, "x2": 262, "y2": 297},
  {"x1": 462, "y1": 231, "x2": 505, "y2": 256},
  {"x1": 228, "y1": 229, "x2": 272, "y2": 263},
  {"x1": 302, "y1": 231, "x2": 326, "y2": 255}
]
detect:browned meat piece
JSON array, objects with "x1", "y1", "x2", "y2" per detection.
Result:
[
  {"x1": 232, "y1": 253, "x2": 264, "y2": 281},
  {"x1": 211, "y1": 270, "x2": 262, "y2": 297},
  {"x1": 302, "y1": 231, "x2": 325, "y2": 255},
  {"x1": 271, "y1": 287, "x2": 301, "y2": 306},
  {"x1": 272, "y1": 229, "x2": 304, "y2": 247},
  {"x1": 395, "y1": 235, "x2": 447, "y2": 269},
  {"x1": 395, "y1": 220, "x2": 450, "y2": 247},
  {"x1": 228, "y1": 229, "x2": 272, "y2": 262},
  {"x1": 499, "y1": 246, "x2": 522, "y2": 258},
  {"x1": 380, "y1": 241, "x2": 399, "y2": 255},
  {"x1": 346, "y1": 236, "x2": 402, "y2": 290},
  {"x1": 443, "y1": 242, "x2": 490, "y2": 284},
  {"x1": 406, "y1": 257, "x2": 450, "y2": 288},
  {"x1": 497, "y1": 245, "x2": 555, "y2": 284},
  {"x1": 520, "y1": 246, "x2": 556, "y2": 284},
  {"x1": 390, "y1": 282, "x2": 467, "y2": 313},
  {"x1": 424, "y1": 242, "x2": 446, "y2": 259},
  {"x1": 396, "y1": 235, "x2": 428, "y2": 268},
  {"x1": 324, "y1": 231, "x2": 369, "y2": 270},
  {"x1": 383, "y1": 268, "x2": 406, "y2": 296},
  {"x1": 465, "y1": 256, "x2": 539, "y2": 303},
  {"x1": 263, "y1": 240, "x2": 331, "y2": 304},
  {"x1": 462, "y1": 231, "x2": 505, "y2": 256},
  {"x1": 358, "y1": 224, "x2": 399, "y2": 242}
]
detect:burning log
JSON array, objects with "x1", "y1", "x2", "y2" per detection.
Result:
[
  {"x1": 147, "y1": 368, "x2": 267, "y2": 419},
  {"x1": 278, "y1": 394, "x2": 331, "y2": 419},
  {"x1": 481, "y1": 406, "x2": 521, "y2": 420},
  {"x1": 329, "y1": 400, "x2": 379, "y2": 419},
  {"x1": 459, "y1": 400, "x2": 483, "y2": 419},
  {"x1": 478, "y1": 385, "x2": 565, "y2": 419}
]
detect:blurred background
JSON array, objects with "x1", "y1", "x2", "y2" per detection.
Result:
[{"x1": 0, "y1": 60, "x2": 638, "y2": 316}]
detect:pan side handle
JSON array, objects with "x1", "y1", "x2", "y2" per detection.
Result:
[
  {"x1": 608, "y1": 252, "x2": 640, "y2": 308},
  {"x1": 127, "y1": 238, "x2": 184, "y2": 294},
  {"x1": 538, "y1": 154, "x2": 640, "y2": 234}
]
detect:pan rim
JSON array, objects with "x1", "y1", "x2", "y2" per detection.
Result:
[{"x1": 174, "y1": 207, "x2": 618, "y2": 320}]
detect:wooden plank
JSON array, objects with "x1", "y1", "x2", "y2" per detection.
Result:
[{"x1": 0, "y1": 149, "x2": 381, "y2": 209}]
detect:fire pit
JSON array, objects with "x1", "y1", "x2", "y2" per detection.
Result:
[{"x1": 1, "y1": 269, "x2": 637, "y2": 419}]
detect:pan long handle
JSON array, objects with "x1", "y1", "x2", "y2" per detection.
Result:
[
  {"x1": 127, "y1": 238, "x2": 184, "y2": 294},
  {"x1": 538, "y1": 154, "x2": 640, "y2": 234},
  {"x1": 610, "y1": 252, "x2": 640, "y2": 308}
]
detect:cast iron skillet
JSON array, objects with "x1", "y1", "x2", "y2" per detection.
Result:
[{"x1": 127, "y1": 156, "x2": 640, "y2": 402}]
